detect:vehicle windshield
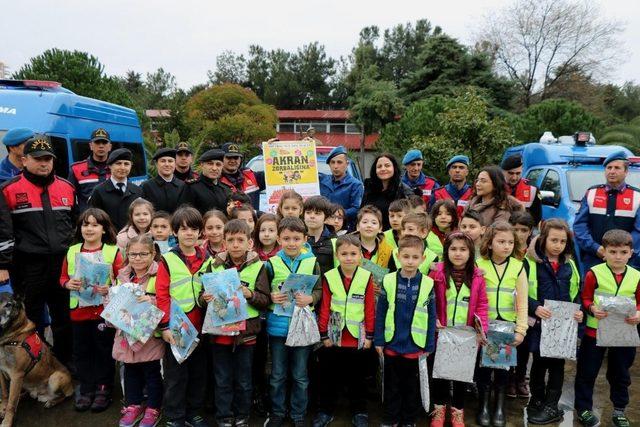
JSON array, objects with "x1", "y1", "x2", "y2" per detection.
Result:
[{"x1": 567, "y1": 169, "x2": 640, "y2": 201}]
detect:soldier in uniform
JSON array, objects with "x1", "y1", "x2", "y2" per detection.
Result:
[
  {"x1": 68, "y1": 128, "x2": 112, "y2": 212},
  {"x1": 401, "y1": 149, "x2": 439, "y2": 203},
  {"x1": 174, "y1": 142, "x2": 199, "y2": 182},
  {"x1": 219, "y1": 142, "x2": 264, "y2": 210},
  {"x1": 430, "y1": 155, "x2": 473, "y2": 216},
  {"x1": 0, "y1": 128, "x2": 32, "y2": 184},
  {"x1": 179, "y1": 149, "x2": 231, "y2": 215},
  {"x1": 141, "y1": 147, "x2": 185, "y2": 213},
  {"x1": 501, "y1": 154, "x2": 542, "y2": 224}
]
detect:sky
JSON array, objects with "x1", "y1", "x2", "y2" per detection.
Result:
[{"x1": 2, "y1": 0, "x2": 639, "y2": 90}]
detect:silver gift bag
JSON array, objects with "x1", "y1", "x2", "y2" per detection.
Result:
[
  {"x1": 540, "y1": 300, "x2": 580, "y2": 360},
  {"x1": 433, "y1": 326, "x2": 478, "y2": 383},
  {"x1": 419, "y1": 353, "x2": 430, "y2": 412},
  {"x1": 596, "y1": 295, "x2": 640, "y2": 347}
]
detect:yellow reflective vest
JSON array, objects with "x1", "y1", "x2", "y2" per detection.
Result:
[
  {"x1": 446, "y1": 279, "x2": 471, "y2": 327},
  {"x1": 325, "y1": 267, "x2": 371, "y2": 338},
  {"x1": 586, "y1": 263, "x2": 640, "y2": 329},
  {"x1": 476, "y1": 257, "x2": 523, "y2": 322},
  {"x1": 163, "y1": 251, "x2": 212, "y2": 313},
  {"x1": 268, "y1": 255, "x2": 317, "y2": 311},
  {"x1": 67, "y1": 243, "x2": 118, "y2": 309}
]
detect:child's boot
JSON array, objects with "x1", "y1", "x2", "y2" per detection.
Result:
[
  {"x1": 91, "y1": 385, "x2": 112, "y2": 413},
  {"x1": 476, "y1": 386, "x2": 491, "y2": 427},
  {"x1": 450, "y1": 407, "x2": 465, "y2": 427},
  {"x1": 529, "y1": 389, "x2": 563, "y2": 425},
  {"x1": 429, "y1": 404, "x2": 445, "y2": 427},
  {"x1": 491, "y1": 386, "x2": 506, "y2": 427}
]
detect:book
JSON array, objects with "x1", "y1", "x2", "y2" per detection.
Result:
[
  {"x1": 101, "y1": 283, "x2": 163, "y2": 345},
  {"x1": 360, "y1": 259, "x2": 389, "y2": 288},
  {"x1": 274, "y1": 273, "x2": 319, "y2": 317},
  {"x1": 72, "y1": 252, "x2": 111, "y2": 307},
  {"x1": 201, "y1": 269, "x2": 249, "y2": 329},
  {"x1": 169, "y1": 301, "x2": 199, "y2": 364},
  {"x1": 480, "y1": 320, "x2": 518, "y2": 370}
]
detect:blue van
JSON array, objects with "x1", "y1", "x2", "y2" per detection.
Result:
[{"x1": 0, "y1": 80, "x2": 147, "y2": 183}]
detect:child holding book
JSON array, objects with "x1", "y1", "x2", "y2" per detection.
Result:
[
  {"x1": 116, "y1": 198, "x2": 155, "y2": 251},
  {"x1": 202, "y1": 209, "x2": 228, "y2": 259}
]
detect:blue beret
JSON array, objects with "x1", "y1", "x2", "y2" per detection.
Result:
[
  {"x1": 446, "y1": 155, "x2": 470, "y2": 169},
  {"x1": 402, "y1": 149, "x2": 423, "y2": 165},
  {"x1": 2, "y1": 128, "x2": 34, "y2": 147},
  {"x1": 603, "y1": 150, "x2": 628, "y2": 166},
  {"x1": 326, "y1": 145, "x2": 348, "y2": 164}
]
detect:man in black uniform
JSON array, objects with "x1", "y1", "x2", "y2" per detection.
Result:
[
  {"x1": 174, "y1": 142, "x2": 199, "y2": 182},
  {"x1": 0, "y1": 135, "x2": 77, "y2": 364},
  {"x1": 68, "y1": 128, "x2": 112, "y2": 212},
  {"x1": 179, "y1": 148, "x2": 230, "y2": 214},
  {"x1": 141, "y1": 147, "x2": 185, "y2": 213},
  {"x1": 89, "y1": 148, "x2": 143, "y2": 231}
]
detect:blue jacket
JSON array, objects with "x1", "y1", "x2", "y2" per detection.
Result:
[
  {"x1": 319, "y1": 173, "x2": 363, "y2": 230},
  {"x1": 524, "y1": 239, "x2": 580, "y2": 352},
  {"x1": 573, "y1": 183, "x2": 640, "y2": 270},
  {"x1": 0, "y1": 157, "x2": 21, "y2": 184},
  {"x1": 265, "y1": 246, "x2": 319, "y2": 337},
  {"x1": 374, "y1": 271, "x2": 436, "y2": 354}
]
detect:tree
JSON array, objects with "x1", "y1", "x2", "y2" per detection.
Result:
[
  {"x1": 515, "y1": 99, "x2": 604, "y2": 142},
  {"x1": 208, "y1": 50, "x2": 247, "y2": 85},
  {"x1": 289, "y1": 42, "x2": 336, "y2": 108},
  {"x1": 185, "y1": 83, "x2": 276, "y2": 158},
  {"x1": 378, "y1": 89, "x2": 515, "y2": 183},
  {"x1": 476, "y1": 0, "x2": 624, "y2": 107},
  {"x1": 349, "y1": 74, "x2": 404, "y2": 169},
  {"x1": 13, "y1": 48, "x2": 133, "y2": 107},
  {"x1": 401, "y1": 34, "x2": 515, "y2": 108},
  {"x1": 143, "y1": 68, "x2": 179, "y2": 108}
]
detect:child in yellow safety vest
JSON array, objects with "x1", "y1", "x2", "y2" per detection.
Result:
[
  {"x1": 155, "y1": 207, "x2": 213, "y2": 427},
  {"x1": 114, "y1": 234, "x2": 164, "y2": 427},
  {"x1": 388, "y1": 212, "x2": 439, "y2": 274},
  {"x1": 475, "y1": 221, "x2": 529, "y2": 427},
  {"x1": 60, "y1": 208, "x2": 123, "y2": 412},
  {"x1": 428, "y1": 199, "x2": 459, "y2": 258},
  {"x1": 374, "y1": 235, "x2": 436, "y2": 426},
  {"x1": 523, "y1": 219, "x2": 582, "y2": 425},
  {"x1": 349, "y1": 205, "x2": 393, "y2": 283},
  {"x1": 459, "y1": 210, "x2": 486, "y2": 259},
  {"x1": 201, "y1": 219, "x2": 271, "y2": 427},
  {"x1": 574, "y1": 229, "x2": 640, "y2": 427},
  {"x1": 383, "y1": 198, "x2": 412, "y2": 250},
  {"x1": 430, "y1": 232, "x2": 489, "y2": 427},
  {"x1": 315, "y1": 234, "x2": 376, "y2": 427}
]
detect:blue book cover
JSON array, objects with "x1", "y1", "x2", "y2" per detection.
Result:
[
  {"x1": 102, "y1": 284, "x2": 163, "y2": 345},
  {"x1": 73, "y1": 253, "x2": 110, "y2": 307},
  {"x1": 201, "y1": 269, "x2": 248, "y2": 327},
  {"x1": 481, "y1": 322, "x2": 518, "y2": 370},
  {"x1": 274, "y1": 273, "x2": 318, "y2": 317},
  {"x1": 169, "y1": 301, "x2": 199, "y2": 363}
]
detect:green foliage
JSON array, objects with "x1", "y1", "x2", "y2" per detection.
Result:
[
  {"x1": 378, "y1": 89, "x2": 515, "y2": 183},
  {"x1": 185, "y1": 83, "x2": 276, "y2": 159},
  {"x1": 349, "y1": 75, "x2": 404, "y2": 135},
  {"x1": 13, "y1": 48, "x2": 135, "y2": 108},
  {"x1": 599, "y1": 124, "x2": 640, "y2": 154},
  {"x1": 515, "y1": 99, "x2": 604, "y2": 142}
]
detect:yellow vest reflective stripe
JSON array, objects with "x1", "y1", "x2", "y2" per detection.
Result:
[
  {"x1": 426, "y1": 232, "x2": 443, "y2": 258},
  {"x1": 392, "y1": 247, "x2": 438, "y2": 275},
  {"x1": 268, "y1": 255, "x2": 317, "y2": 311},
  {"x1": 67, "y1": 243, "x2": 118, "y2": 309},
  {"x1": 382, "y1": 272, "x2": 433, "y2": 347},
  {"x1": 446, "y1": 279, "x2": 470, "y2": 327},
  {"x1": 330, "y1": 238, "x2": 340, "y2": 268},
  {"x1": 585, "y1": 263, "x2": 640, "y2": 329},
  {"x1": 163, "y1": 251, "x2": 212, "y2": 314},
  {"x1": 527, "y1": 257, "x2": 579, "y2": 302},
  {"x1": 146, "y1": 276, "x2": 157, "y2": 295},
  {"x1": 477, "y1": 257, "x2": 523, "y2": 322},
  {"x1": 212, "y1": 261, "x2": 264, "y2": 319},
  {"x1": 383, "y1": 229, "x2": 398, "y2": 250},
  {"x1": 325, "y1": 267, "x2": 371, "y2": 338}
]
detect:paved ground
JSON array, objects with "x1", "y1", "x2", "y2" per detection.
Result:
[{"x1": 7, "y1": 354, "x2": 639, "y2": 426}]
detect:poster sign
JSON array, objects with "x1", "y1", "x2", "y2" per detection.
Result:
[{"x1": 262, "y1": 139, "x2": 320, "y2": 213}]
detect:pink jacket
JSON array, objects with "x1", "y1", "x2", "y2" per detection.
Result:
[
  {"x1": 112, "y1": 261, "x2": 165, "y2": 363},
  {"x1": 116, "y1": 225, "x2": 141, "y2": 252},
  {"x1": 432, "y1": 262, "x2": 489, "y2": 332}
]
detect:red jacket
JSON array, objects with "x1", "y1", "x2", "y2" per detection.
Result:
[
  {"x1": 431, "y1": 263, "x2": 489, "y2": 332},
  {"x1": 156, "y1": 246, "x2": 210, "y2": 332},
  {"x1": 68, "y1": 157, "x2": 110, "y2": 211},
  {"x1": 318, "y1": 267, "x2": 376, "y2": 347}
]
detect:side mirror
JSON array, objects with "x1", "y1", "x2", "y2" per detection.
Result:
[{"x1": 539, "y1": 190, "x2": 558, "y2": 206}]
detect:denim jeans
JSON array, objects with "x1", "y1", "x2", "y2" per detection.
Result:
[
  {"x1": 269, "y1": 336, "x2": 311, "y2": 421},
  {"x1": 212, "y1": 343, "x2": 254, "y2": 420},
  {"x1": 124, "y1": 360, "x2": 163, "y2": 408}
]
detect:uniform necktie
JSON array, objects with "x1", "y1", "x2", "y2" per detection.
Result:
[{"x1": 116, "y1": 182, "x2": 125, "y2": 194}]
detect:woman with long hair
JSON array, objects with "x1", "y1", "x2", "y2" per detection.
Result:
[{"x1": 466, "y1": 165, "x2": 522, "y2": 226}]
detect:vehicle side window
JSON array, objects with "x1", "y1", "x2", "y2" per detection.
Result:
[
  {"x1": 540, "y1": 169, "x2": 561, "y2": 205},
  {"x1": 526, "y1": 168, "x2": 544, "y2": 186},
  {"x1": 50, "y1": 136, "x2": 69, "y2": 178}
]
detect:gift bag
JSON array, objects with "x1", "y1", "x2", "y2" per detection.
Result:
[
  {"x1": 285, "y1": 306, "x2": 320, "y2": 347},
  {"x1": 540, "y1": 300, "x2": 580, "y2": 360},
  {"x1": 597, "y1": 295, "x2": 640, "y2": 347},
  {"x1": 433, "y1": 326, "x2": 478, "y2": 383},
  {"x1": 418, "y1": 353, "x2": 430, "y2": 412}
]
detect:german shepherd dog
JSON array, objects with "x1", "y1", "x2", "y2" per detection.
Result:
[{"x1": 0, "y1": 293, "x2": 73, "y2": 426}]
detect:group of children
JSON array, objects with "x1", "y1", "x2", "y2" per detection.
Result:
[{"x1": 58, "y1": 188, "x2": 640, "y2": 427}]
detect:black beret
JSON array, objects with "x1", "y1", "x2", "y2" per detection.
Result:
[
  {"x1": 153, "y1": 147, "x2": 177, "y2": 161},
  {"x1": 199, "y1": 149, "x2": 225, "y2": 163},
  {"x1": 501, "y1": 154, "x2": 523, "y2": 171},
  {"x1": 107, "y1": 148, "x2": 133, "y2": 165}
]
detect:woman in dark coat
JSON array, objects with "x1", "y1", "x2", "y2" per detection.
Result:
[{"x1": 361, "y1": 153, "x2": 416, "y2": 229}]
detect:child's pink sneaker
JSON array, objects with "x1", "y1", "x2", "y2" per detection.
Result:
[
  {"x1": 119, "y1": 404, "x2": 145, "y2": 427},
  {"x1": 139, "y1": 407, "x2": 161, "y2": 427}
]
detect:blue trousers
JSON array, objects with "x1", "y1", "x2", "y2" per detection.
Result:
[
  {"x1": 268, "y1": 336, "x2": 311, "y2": 421},
  {"x1": 212, "y1": 343, "x2": 254, "y2": 420}
]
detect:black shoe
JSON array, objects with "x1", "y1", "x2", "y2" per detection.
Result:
[
  {"x1": 612, "y1": 414, "x2": 630, "y2": 427},
  {"x1": 186, "y1": 415, "x2": 209, "y2": 427},
  {"x1": 492, "y1": 387, "x2": 506, "y2": 427},
  {"x1": 74, "y1": 392, "x2": 93, "y2": 412},
  {"x1": 577, "y1": 410, "x2": 600, "y2": 427},
  {"x1": 529, "y1": 405, "x2": 563, "y2": 425},
  {"x1": 235, "y1": 418, "x2": 249, "y2": 427},
  {"x1": 312, "y1": 413, "x2": 334, "y2": 427},
  {"x1": 476, "y1": 386, "x2": 491, "y2": 426},
  {"x1": 166, "y1": 422, "x2": 186, "y2": 427},
  {"x1": 293, "y1": 419, "x2": 306, "y2": 427},
  {"x1": 352, "y1": 413, "x2": 368, "y2": 427},
  {"x1": 217, "y1": 418, "x2": 234, "y2": 427},
  {"x1": 90, "y1": 385, "x2": 112, "y2": 413},
  {"x1": 526, "y1": 397, "x2": 544, "y2": 420},
  {"x1": 264, "y1": 416, "x2": 284, "y2": 427}
]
